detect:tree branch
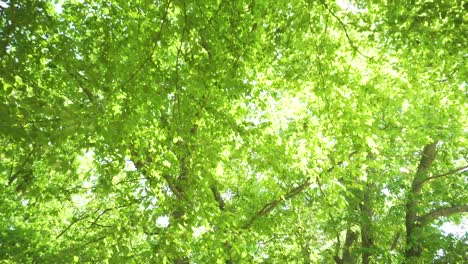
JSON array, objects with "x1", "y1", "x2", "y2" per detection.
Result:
[
  {"x1": 333, "y1": 229, "x2": 357, "y2": 264},
  {"x1": 162, "y1": 173, "x2": 185, "y2": 199},
  {"x1": 88, "y1": 208, "x2": 113, "y2": 229},
  {"x1": 419, "y1": 205, "x2": 468, "y2": 225},
  {"x1": 411, "y1": 142, "x2": 438, "y2": 191},
  {"x1": 62, "y1": 67, "x2": 95, "y2": 102},
  {"x1": 416, "y1": 143, "x2": 438, "y2": 176},
  {"x1": 343, "y1": 229, "x2": 357, "y2": 263},
  {"x1": 117, "y1": 3, "x2": 170, "y2": 90},
  {"x1": 320, "y1": 1, "x2": 371, "y2": 59},
  {"x1": 418, "y1": 165, "x2": 468, "y2": 186},
  {"x1": 241, "y1": 151, "x2": 357, "y2": 229},
  {"x1": 333, "y1": 255, "x2": 343, "y2": 264},
  {"x1": 210, "y1": 184, "x2": 225, "y2": 210},
  {"x1": 87, "y1": 200, "x2": 140, "y2": 230},
  {"x1": 82, "y1": 236, "x2": 107, "y2": 248},
  {"x1": 56, "y1": 212, "x2": 89, "y2": 239},
  {"x1": 285, "y1": 177, "x2": 313, "y2": 199},
  {"x1": 242, "y1": 199, "x2": 283, "y2": 229},
  {"x1": 243, "y1": 163, "x2": 341, "y2": 229},
  {"x1": 390, "y1": 231, "x2": 400, "y2": 251},
  {"x1": 242, "y1": 166, "x2": 330, "y2": 229},
  {"x1": 405, "y1": 142, "x2": 438, "y2": 258},
  {"x1": 130, "y1": 147, "x2": 185, "y2": 200}
]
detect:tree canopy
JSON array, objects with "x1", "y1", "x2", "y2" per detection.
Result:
[{"x1": 1, "y1": 0, "x2": 467, "y2": 263}]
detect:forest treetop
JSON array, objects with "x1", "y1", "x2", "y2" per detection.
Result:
[{"x1": 0, "y1": 0, "x2": 466, "y2": 263}]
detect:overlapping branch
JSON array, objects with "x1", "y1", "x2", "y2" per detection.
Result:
[{"x1": 64, "y1": 69, "x2": 95, "y2": 102}]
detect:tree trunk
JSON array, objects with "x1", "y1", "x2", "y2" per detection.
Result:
[
  {"x1": 334, "y1": 228, "x2": 357, "y2": 264},
  {"x1": 360, "y1": 183, "x2": 374, "y2": 264},
  {"x1": 405, "y1": 143, "x2": 437, "y2": 258}
]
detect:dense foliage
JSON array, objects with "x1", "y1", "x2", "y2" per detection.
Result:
[{"x1": 1, "y1": 0, "x2": 467, "y2": 263}]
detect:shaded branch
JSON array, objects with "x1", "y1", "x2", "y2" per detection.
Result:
[
  {"x1": 87, "y1": 221, "x2": 111, "y2": 228},
  {"x1": 285, "y1": 177, "x2": 313, "y2": 199},
  {"x1": 200, "y1": 39, "x2": 212, "y2": 61},
  {"x1": 335, "y1": 234, "x2": 341, "y2": 256},
  {"x1": 333, "y1": 255, "x2": 343, "y2": 264},
  {"x1": 8, "y1": 151, "x2": 34, "y2": 187},
  {"x1": 419, "y1": 205, "x2": 468, "y2": 225},
  {"x1": 343, "y1": 229, "x2": 357, "y2": 262},
  {"x1": 316, "y1": 151, "x2": 358, "y2": 226},
  {"x1": 360, "y1": 183, "x2": 374, "y2": 264},
  {"x1": 418, "y1": 165, "x2": 468, "y2": 186},
  {"x1": 162, "y1": 173, "x2": 185, "y2": 199},
  {"x1": 210, "y1": 184, "x2": 225, "y2": 210},
  {"x1": 390, "y1": 231, "x2": 400, "y2": 251},
  {"x1": 242, "y1": 199, "x2": 282, "y2": 229},
  {"x1": 62, "y1": 68, "x2": 95, "y2": 102}
]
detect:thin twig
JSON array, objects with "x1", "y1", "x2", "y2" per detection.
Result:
[
  {"x1": 88, "y1": 208, "x2": 113, "y2": 229},
  {"x1": 82, "y1": 236, "x2": 107, "y2": 247}
]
